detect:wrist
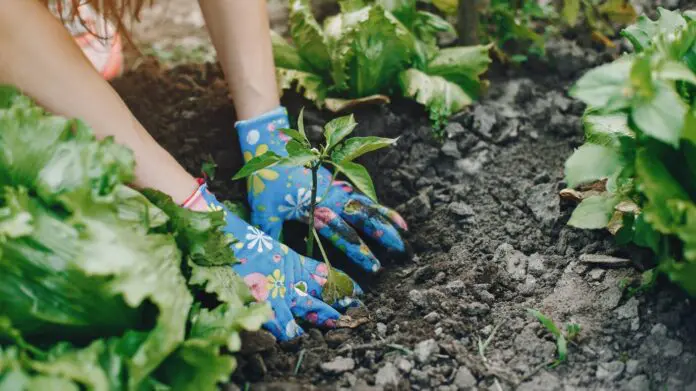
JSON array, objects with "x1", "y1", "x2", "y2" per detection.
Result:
[{"x1": 235, "y1": 106, "x2": 290, "y2": 157}]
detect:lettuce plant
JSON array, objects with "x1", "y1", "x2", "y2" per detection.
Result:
[
  {"x1": 563, "y1": 9, "x2": 696, "y2": 295},
  {"x1": 273, "y1": 0, "x2": 491, "y2": 128},
  {"x1": 0, "y1": 87, "x2": 271, "y2": 391}
]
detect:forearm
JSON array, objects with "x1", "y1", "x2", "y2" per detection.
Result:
[
  {"x1": 198, "y1": 0, "x2": 280, "y2": 120},
  {"x1": 0, "y1": 0, "x2": 197, "y2": 202}
]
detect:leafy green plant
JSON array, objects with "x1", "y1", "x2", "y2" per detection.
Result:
[
  {"x1": 0, "y1": 86, "x2": 271, "y2": 390},
  {"x1": 527, "y1": 309, "x2": 581, "y2": 367},
  {"x1": 563, "y1": 8, "x2": 696, "y2": 296},
  {"x1": 560, "y1": 0, "x2": 637, "y2": 46},
  {"x1": 233, "y1": 109, "x2": 397, "y2": 258},
  {"x1": 273, "y1": 0, "x2": 491, "y2": 129}
]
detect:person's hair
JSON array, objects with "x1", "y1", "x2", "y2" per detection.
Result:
[{"x1": 41, "y1": 0, "x2": 152, "y2": 42}]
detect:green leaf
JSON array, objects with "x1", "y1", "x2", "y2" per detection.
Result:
[
  {"x1": 332, "y1": 5, "x2": 415, "y2": 97},
  {"x1": 201, "y1": 157, "x2": 217, "y2": 181},
  {"x1": 297, "y1": 107, "x2": 307, "y2": 141},
  {"x1": 399, "y1": 68, "x2": 473, "y2": 121},
  {"x1": 0, "y1": 85, "x2": 21, "y2": 109},
  {"x1": 583, "y1": 110, "x2": 633, "y2": 147},
  {"x1": 631, "y1": 82, "x2": 687, "y2": 147},
  {"x1": 336, "y1": 161, "x2": 378, "y2": 202},
  {"x1": 288, "y1": 0, "x2": 331, "y2": 73},
  {"x1": 232, "y1": 151, "x2": 281, "y2": 180},
  {"x1": 270, "y1": 30, "x2": 310, "y2": 72},
  {"x1": 324, "y1": 114, "x2": 358, "y2": 151},
  {"x1": 561, "y1": 0, "x2": 580, "y2": 27},
  {"x1": 570, "y1": 58, "x2": 633, "y2": 110},
  {"x1": 279, "y1": 128, "x2": 310, "y2": 147},
  {"x1": 658, "y1": 61, "x2": 696, "y2": 86},
  {"x1": 276, "y1": 68, "x2": 328, "y2": 107},
  {"x1": 154, "y1": 343, "x2": 235, "y2": 391},
  {"x1": 564, "y1": 144, "x2": 623, "y2": 187},
  {"x1": 622, "y1": 8, "x2": 688, "y2": 52},
  {"x1": 431, "y1": 0, "x2": 458, "y2": 15},
  {"x1": 286, "y1": 140, "x2": 308, "y2": 156},
  {"x1": 568, "y1": 194, "x2": 620, "y2": 229},
  {"x1": 143, "y1": 189, "x2": 237, "y2": 267},
  {"x1": 632, "y1": 213, "x2": 661, "y2": 252},
  {"x1": 659, "y1": 258, "x2": 696, "y2": 296},
  {"x1": 526, "y1": 309, "x2": 560, "y2": 338},
  {"x1": 376, "y1": 0, "x2": 417, "y2": 27},
  {"x1": 565, "y1": 323, "x2": 581, "y2": 341},
  {"x1": 426, "y1": 45, "x2": 493, "y2": 99},
  {"x1": 188, "y1": 261, "x2": 254, "y2": 309},
  {"x1": 321, "y1": 268, "x2": 360, "y2": 304},
  {"x1": 276, "y1": 151, "x2": 319, "y2": 168},
  {"x1": 331, "y1": 136, "x2": 397, "y2": 163},
  {"x1": 222, "y1": 200, "x2": 249, "y2": 221}
]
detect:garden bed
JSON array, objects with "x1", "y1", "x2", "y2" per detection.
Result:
[{"x1": 112, "y1": 36, "x2": 696, "y2": 390}]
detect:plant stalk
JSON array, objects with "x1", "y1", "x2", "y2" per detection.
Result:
[{"x1": 306, "y1": 163, "x2": 319, "y2": 257}]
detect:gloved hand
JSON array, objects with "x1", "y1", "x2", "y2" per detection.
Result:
[
  {"x1": 235, "y1": 107, "x2": 408, "y2": 273},
  {"x1": 193, "y1": 182, "x2": 362, "y2": 341}
]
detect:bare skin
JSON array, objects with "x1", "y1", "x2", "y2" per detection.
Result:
[{"x1": 0, "y1": 0, "x2": 279, "y2": 203}]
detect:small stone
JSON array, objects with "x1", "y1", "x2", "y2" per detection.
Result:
[
  {"x1": 624, "y1": 375, "x2": 650, "y2": 391},
  {"x1": 434, "y1": 271, "x2": 447, "y2": 283},
  {"x1": 320, "y1": 357, "x2": 355, "y2": 375},
  {"x1": 460, "y1": 302, "x2": 490, "y2": 315},
  {"x1": 472, "y1": 105, "x2": 497, "y2": 138},
  {"x1": 324, "y1": 329, "x2": 351, "y2": 348},
  {"x1": 239, "y1": 330, "x2": 276, "y2": 354},
  {"x1": 527, "y1": 253, "x2": 546, "y2": 276},
  {"x1": 588, "y1": 268, "x2": 606, "y2": 281},
  {"x1": 493, "y1": 243, "x2": 527, "y2": 280},
  {"x1": 397, "y1": 358, "x2": 414, "y2": 373},
  {"x1": 476, "y1": 289, "x2": 495, "y2": 303},
  {"x1": 441, "y1": 140, "x2": 461, "y2": 158},
  {"x1": 402, "y1": 192, "x2": 432, "y2": 220},
  {"x1": 663, "y1": 339, "x2": 684, "y2": 357},
  {"x1": 376, "y1": 322, "x2": 387, "y2": 336},
  {"x1": 625, "y1": 359, "x2": 640, "y2": 375},
  {"x1": 424, "y1": 311, "x2": 441, "y2": 324},
  {"x1": 615, "y1": 297, "x2": 639, "y2": 320},
  {"x1": 518, "y1": 275, "x2": 537, "y2": 296},
  {"x1": 445, "y1": 122, "x2": 466, "y2": 138},
  {"x1": 445, "y1": 280, "x2": 466, "y2": 295},
  {"x1": 453, "y1": 366, "x2": 477, "y2": 389},
  {"x1": 409, "y1": 289, "x2": 426, "y2": 307},
  {"x1": 449, "y1": 202, "x2": 475, "y2": 218},
  {"x1": 651, "y1": 323, "x2": 668, "y2": 336},
  {"x1": 526, "y1": 183, "x2": 561, "y2": 227},
  {"x1": 596, "y1": 361, "x2": 625, "y2": 381},
  {"x1": 415, "y1": 339, "x2": 439, "y2": 363},
  {"x1": 375, "y1": 362, "x2": 400, "y2": 386},
  {"x1": 435, "y1": 327, "x2": 443, "y2": 336}
]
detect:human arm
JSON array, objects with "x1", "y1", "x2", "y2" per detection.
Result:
[{"x1": 0, "y1": 0, "x2": 198, "y2": 203}]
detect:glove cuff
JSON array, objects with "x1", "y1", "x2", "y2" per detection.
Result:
[{"x1": 235, "y1": 106, "x2": 290, "y2": 157}]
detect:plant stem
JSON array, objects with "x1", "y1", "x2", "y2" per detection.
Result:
[
  {"x1": 458, "y1": 0, "x2": 483, "y2": 46},
  {"x1": 306, "y1": 163, "x2": 319, "y2": 257},
  {"x1": 313, "y1": 227, "x2": 330, "y2": 267}
]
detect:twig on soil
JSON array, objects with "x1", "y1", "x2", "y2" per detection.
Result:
[
  {"x1": 477, "y1": 323, "x2": 502, "y2": 365},
  {"x1": 294, "y1": 349, "x2": 306, "y2": 376},
  {"x1": 518, "y1": 360, "x2": 555, "y2": 384}
]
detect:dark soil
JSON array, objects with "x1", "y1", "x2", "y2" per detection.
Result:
[{"x1": 112, "y1": 38, "x2": 696, "y2": 391}]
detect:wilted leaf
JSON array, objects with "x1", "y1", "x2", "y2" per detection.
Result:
[{"x1": 324, "y1": 95, "x2": 391, "y2": 112}]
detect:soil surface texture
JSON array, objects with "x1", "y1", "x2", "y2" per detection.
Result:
[{"x1": 112, "y1": 32, "x2": 696, "y2": 391}]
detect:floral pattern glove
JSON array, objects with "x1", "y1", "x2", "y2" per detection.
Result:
[
  {"x1": 236, "y1": 107, "x2": 408, "y2": 273},
  {"x1": 196, "y1": 183, "x2": 362, "y2": 341}
]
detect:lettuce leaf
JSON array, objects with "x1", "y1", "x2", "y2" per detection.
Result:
[{"x1": 399, "y1": 68, "x2": 473, "y2": 124}]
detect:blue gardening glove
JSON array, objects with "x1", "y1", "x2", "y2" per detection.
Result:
[
  {"x1": 235, "y1": 107, "x2": 408, "y2": 273},
  {"x1": 196, "y1": 183, "x2": 362, "y2": 341}
]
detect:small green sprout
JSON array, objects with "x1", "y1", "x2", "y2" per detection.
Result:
[{"x1": 527, "y1": 309, "x2": 582, "y2": 367}]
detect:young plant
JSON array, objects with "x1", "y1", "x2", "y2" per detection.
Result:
[
  {"x1": 273, "y1": 0, "x2": 491, "y2": 129},
  {"x1": 233, "y1": 110, "x2": 397, "y2": 260},
  {"x1": 563, "y1": 9, "x2": 696, "y2": 295},
  {"x1": 527, "y1": 309, "x2": 582, "y2": 367}
]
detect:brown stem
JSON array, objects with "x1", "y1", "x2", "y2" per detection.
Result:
[{"x1": 458, "y1": 0, "x2": 486, "y2": 46}]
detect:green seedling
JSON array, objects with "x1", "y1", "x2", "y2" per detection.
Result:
[
  {"x1": 527, "y1": 309, "x2": 581, "y2": 367},
  {"x1": 201, "y1": 153, "x2": 217, "y2": 180},
  {"x1": 233, "y1": 109, "x2": 397, "y2": 301},
  {"x1": 563, "y1": 8, "x2": 696, "y2": 297}
]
